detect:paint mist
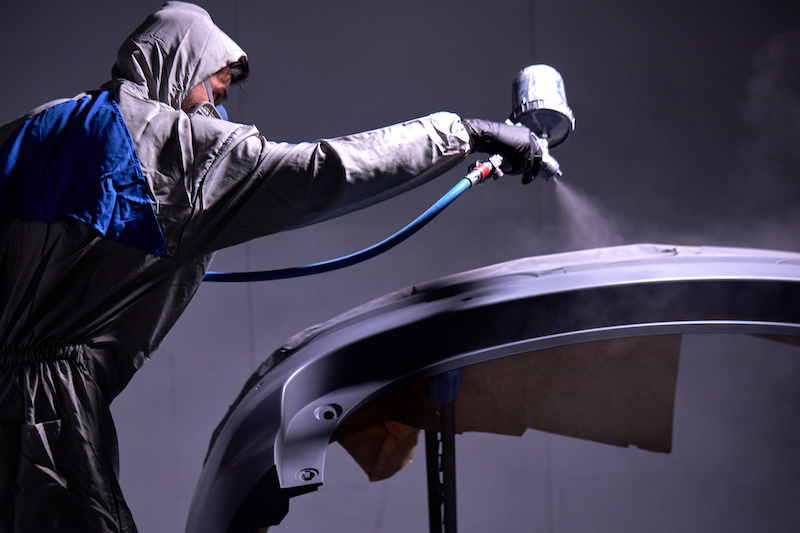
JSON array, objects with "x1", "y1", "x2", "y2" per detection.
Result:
[{"x1": 550, "y1": 178, "x2": 626, "y2": 250}]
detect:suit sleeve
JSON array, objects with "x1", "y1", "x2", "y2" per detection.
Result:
[{"x1": 181, "y1": 112, "x2": 471, "y2": 255}]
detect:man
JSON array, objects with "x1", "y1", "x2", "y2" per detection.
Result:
[{"x1": 0, "y1": 2, "x2": 541, "y2": 531}]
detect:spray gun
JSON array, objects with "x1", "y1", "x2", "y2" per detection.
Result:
[
  {"x1": 205, "y1": 65, "x2": 575, "y2": 282},
  {"x1": 511, "y1": 64, "x2": 575, "y2": 181},
  {"x1": 469, "y1": 64, "x2": 575, "y2": 185}
]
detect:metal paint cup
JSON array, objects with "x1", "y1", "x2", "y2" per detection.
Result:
[{"x1": 510, "y1": 64, "x2": 575, "y2": 147}]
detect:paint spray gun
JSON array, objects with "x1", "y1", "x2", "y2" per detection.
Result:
[
  {"x1": 511, "y1": 64, "x2": 575, "y2": 181},
  {"x1": 468, "y1": 64, "x2": 575, "y2": 185}
]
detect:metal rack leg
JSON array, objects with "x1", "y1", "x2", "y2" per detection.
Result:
[{"x1": 425, "y1": 399, "x2": 457, "y2": 533}]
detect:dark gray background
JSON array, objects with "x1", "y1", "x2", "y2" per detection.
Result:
[{"x1": 2, "y1": 1, "x2": 799, "y2": 531}]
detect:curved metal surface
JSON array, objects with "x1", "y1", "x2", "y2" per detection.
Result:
[{"x1": 186, "y1": 244, "x2": 800, "y2": 532}]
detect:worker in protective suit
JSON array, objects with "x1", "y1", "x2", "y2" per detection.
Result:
[{"x1": 0, "y1": 2, "x2": 543, "y2": 531}]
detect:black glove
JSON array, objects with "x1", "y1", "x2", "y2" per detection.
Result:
[{"x1": 462, "y1": 118, "x2": 542, "y2": 182}]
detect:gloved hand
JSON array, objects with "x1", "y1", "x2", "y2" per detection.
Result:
[{"x1": 462, "y1": 118, "x2": 542, "y2": 183}]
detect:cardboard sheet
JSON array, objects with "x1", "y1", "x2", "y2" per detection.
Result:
[{"x1": 333, "y1": 335, "x2": 682, "y2": 481}]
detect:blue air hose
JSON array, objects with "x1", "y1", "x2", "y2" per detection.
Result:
[{"x1": 204, "y1": 159, "x2": 500, "y2": 282}]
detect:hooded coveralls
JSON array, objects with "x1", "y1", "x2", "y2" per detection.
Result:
[{"x1": 0, "y1": 2, "x2": 471, "y2": 531}]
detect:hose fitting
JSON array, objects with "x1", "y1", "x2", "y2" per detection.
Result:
[{"x1": 466, "y1": 154, "x2": 505, "y2": 185}]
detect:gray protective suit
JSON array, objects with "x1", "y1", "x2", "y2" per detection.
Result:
[{"x1": 0, "y1": 2, "x2": 471, "y2": 531}]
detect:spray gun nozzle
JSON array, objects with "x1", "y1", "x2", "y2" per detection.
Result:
[{"x1": 531, "y1": 135, "x2": 562, "y2": 182}]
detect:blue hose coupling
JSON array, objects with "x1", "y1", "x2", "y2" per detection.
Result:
[{"x1": 466, "y1": 154, "x2": 505, "y2": 185}]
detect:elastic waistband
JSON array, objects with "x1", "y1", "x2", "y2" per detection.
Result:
[{"x1": 0, "y1": 344, "x2": 84, "y2": 365}]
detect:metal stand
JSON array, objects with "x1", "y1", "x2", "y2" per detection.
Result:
[{"x1": 425, "y1": 392, "x2": 459, "y2": 533}]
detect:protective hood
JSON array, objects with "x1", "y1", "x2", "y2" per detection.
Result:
[{"x1": 107, "y1": 1, "x2": 247, "y2": 110}]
